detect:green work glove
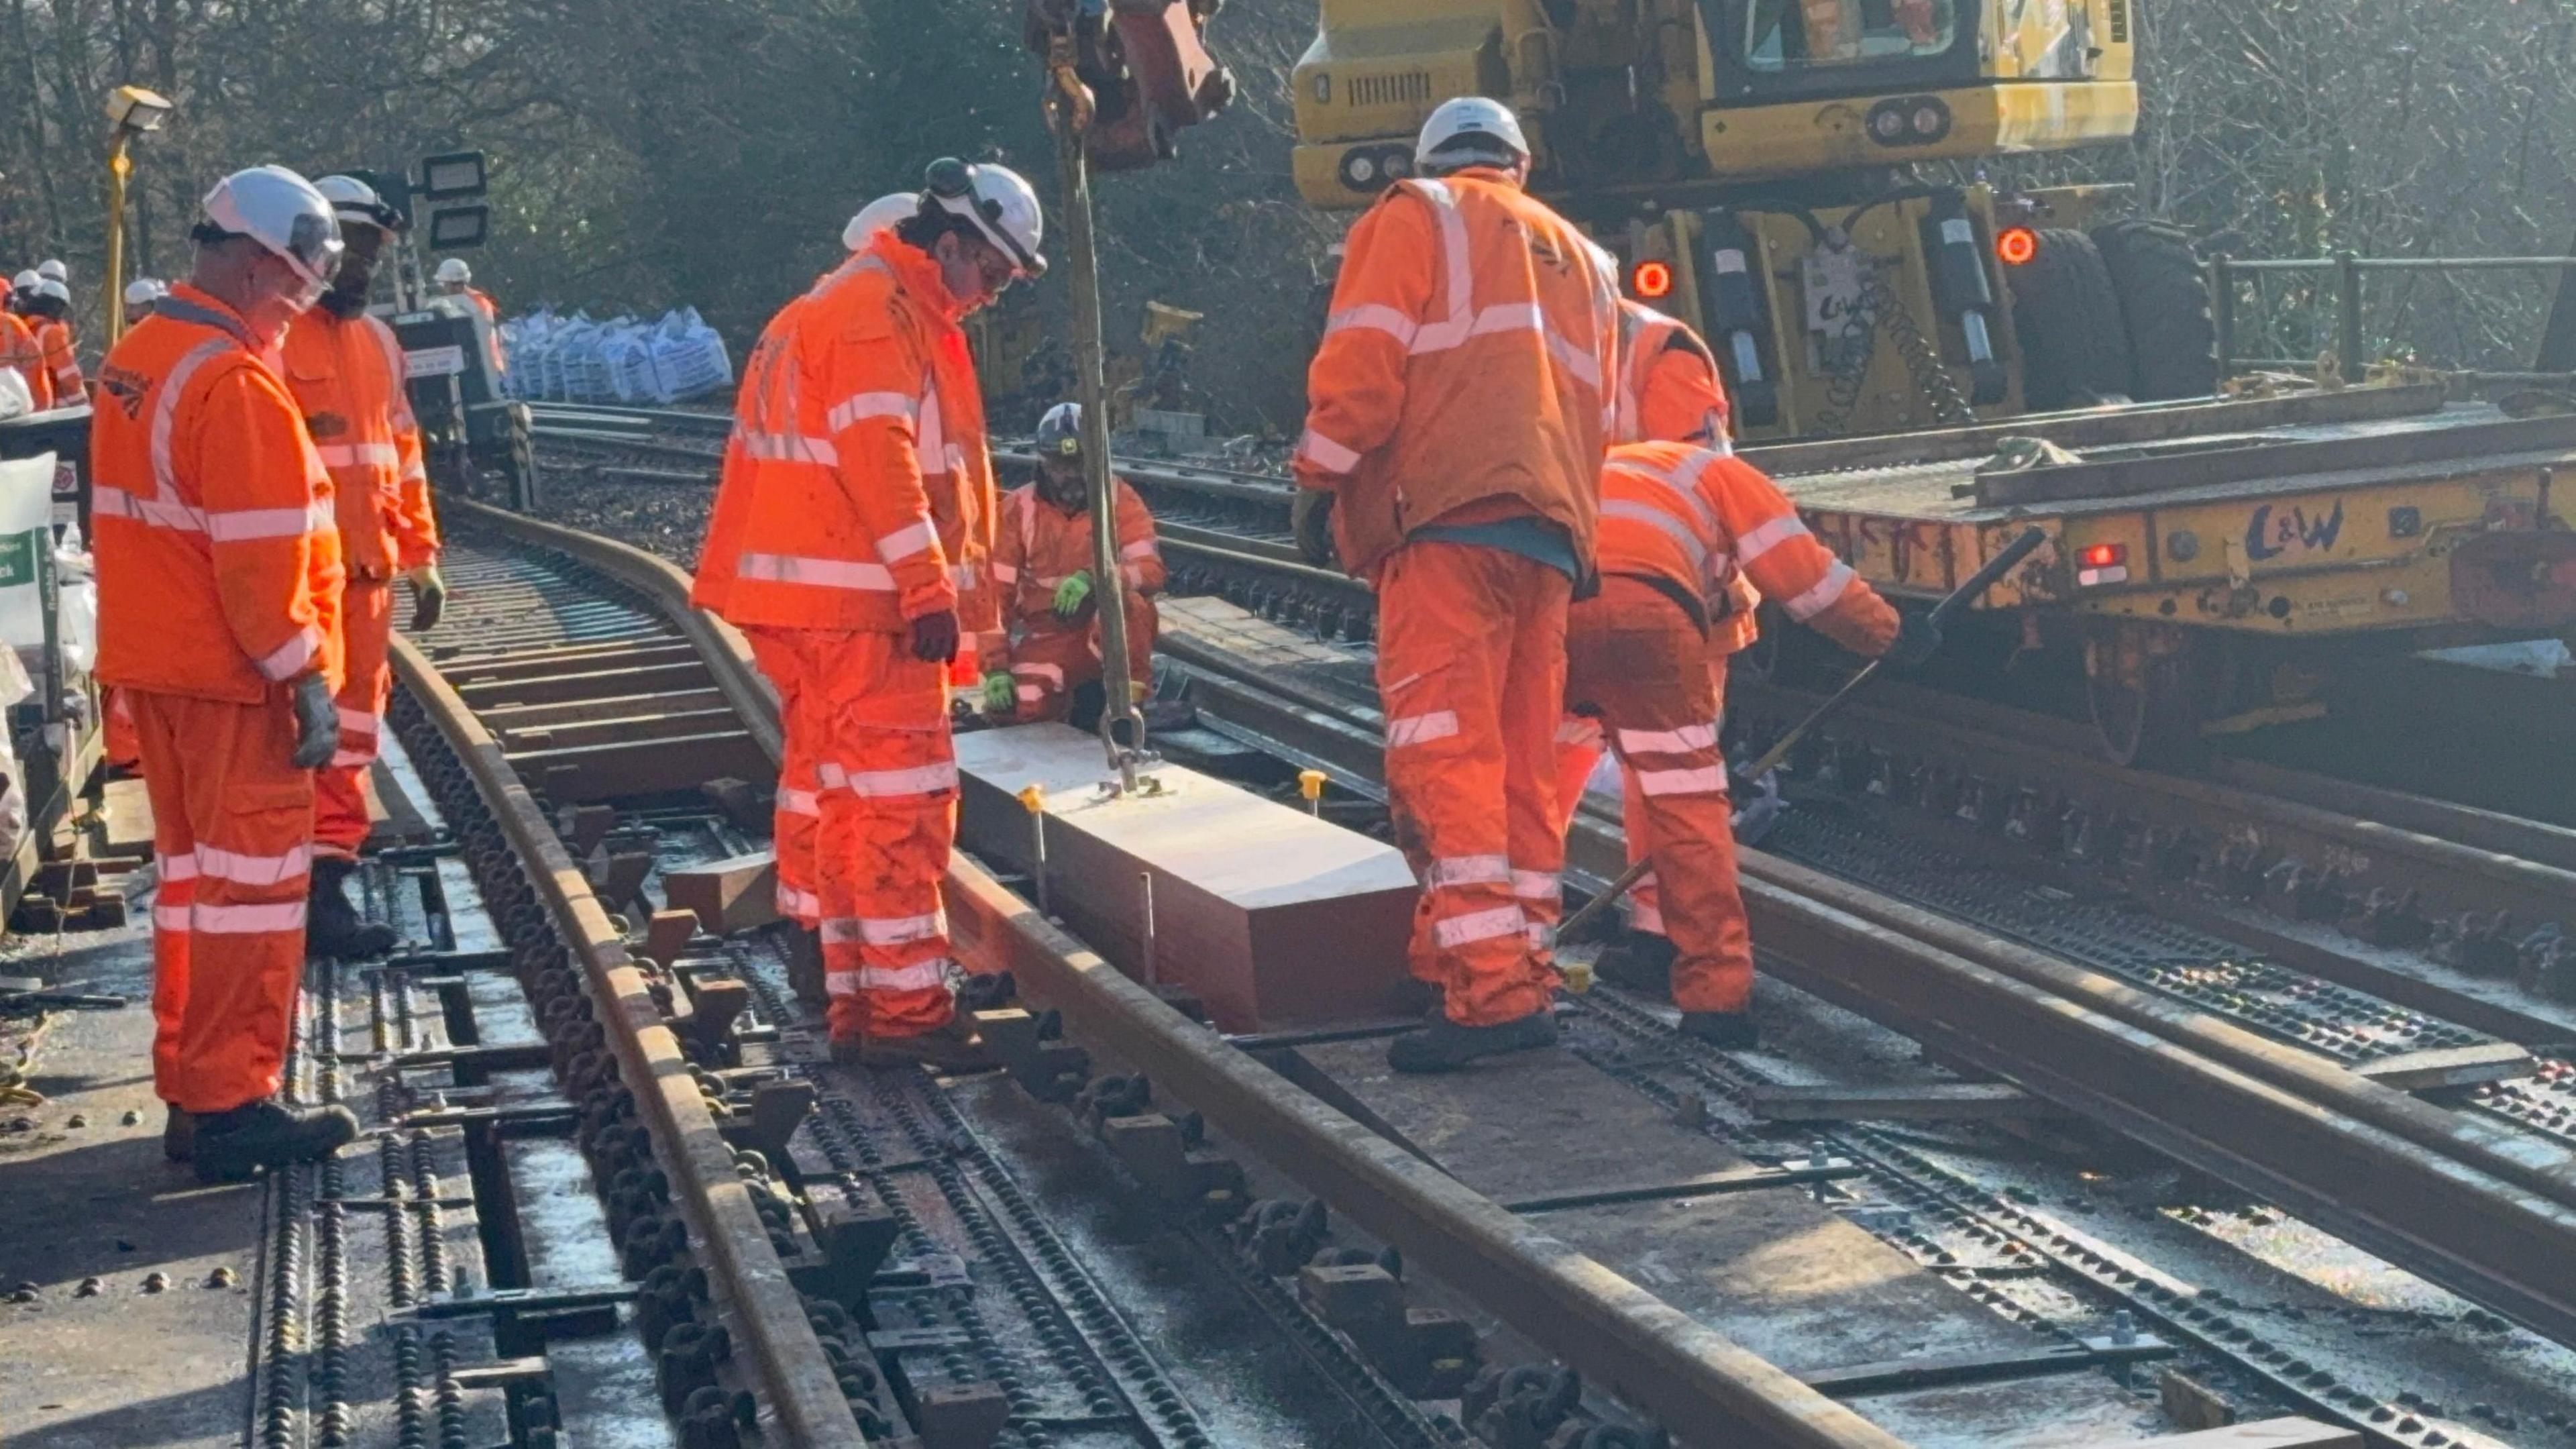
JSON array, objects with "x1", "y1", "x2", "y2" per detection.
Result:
[
  {"x1": 1051, "y1": 570, "x2": 1093, "y2": 621},
  {"x1": 981, "y1": 671, "x2": 1018, "y2": 716}
]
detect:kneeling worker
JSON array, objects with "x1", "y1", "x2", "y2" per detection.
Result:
[
  {"x1": 982, "y1": 402, "x2": 1163, "y2": 724},
  {"x1": 1555, "y1": 441, "x2": 1929, "y2": 1046}
]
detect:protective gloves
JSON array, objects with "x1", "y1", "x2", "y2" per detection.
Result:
[
  {"x1": 1888, "y1": 612, "x2": 1944, "y2": 668},
  {"x1": 1291, "y1": 488, "x2": 1338, "y2": 570},
  {"x1": 405, "y1": 561, "x2": 447, "y2": 633},
  {"x1": 1051, "y1": 570, "x2": 1093, "y2": 621},
  {"x1": 910, "y1": 608, "x2": 961, "y2": 664},
  {"x1": 981, "y1": 672, "x2": 1018, "y2": 716},
  {"x1": 290, "y1": 674, "x2": 340, "y2": 770}
]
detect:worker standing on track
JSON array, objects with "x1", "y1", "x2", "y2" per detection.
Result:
[
  {"x1": 434, "y1": 258, "x2": 507, "y2": 376},
  {"x1": 23, "y1": 276, "x2": 84, "y2": 402},
  {"x1": 1294, "y1": 97, "x2": 1619, "y2": 1073},
  {"x1": 696, "y1": 192, "x2": 921, "y2": 1008},
  {"x1": 93, "y1": 165, "x2": 358, "y2": 1179},
  {"x1": 1552, "y1": 441, "x2": 1927, "y2": 1045},
  {"x1": 0, "y1": 276, "x2": 52, "y2": 411},
  {"x1": 281, "y1": 176, "x2": 446, "y2": 961},
  {"x1": 697, "y1": 158, "x2": 1043, "y2": 1068},
  {"x1": 983, "y1": 402, "x2": 1164, "y2": 724}
]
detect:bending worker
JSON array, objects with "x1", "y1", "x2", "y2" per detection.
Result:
[
  {"x1": 983, "y1": 402, "x2": 1163, "y2": 724},
  {"x1": 1554, "y1": 441, "x2": 1927, "y2": 1046},
  {"x1": 1295, "y1": 97, "x2": 1618, "y2": 1073},
  {"x1": 93, "y1": 166, "x2": 357, "y2": 1179},
  {"x1": 696, "y1": 158, "x2": 1044, "y2": 1068},
  {"x1": 282, "y1": 176, "x2": 446, "y2": 960}
]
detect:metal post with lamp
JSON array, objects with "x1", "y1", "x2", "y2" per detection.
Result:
[{"x1": 101, "y1": 85, "x2": 172, "y2": 345}]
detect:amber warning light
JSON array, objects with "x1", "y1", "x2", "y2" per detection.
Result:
[
  {"x1": 1996, "y1": 227, "x2": 2040, "y2": 267},
  {"x1": 1631, "y1": 260, "x2": 1674, "y2": 299}
]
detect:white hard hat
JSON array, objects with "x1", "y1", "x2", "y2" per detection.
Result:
[
  {"x1": 9, "y1": 270, "x2": 36, "y2": 293},
  {"x1": 125, "y1": 277, "x2": 166, "y2": 307},
  {"x1": 34, "y1": 278, "x2": 69, "y2": 303},
  {"x1": 313, "y1": 174, "x2": 402, "y2": 233},
  {"x1": 435, "y1": 257, "x2": 472, "y2": 285},
  {"x1": 35, "y1": 258, "x2": 66, "y2": 283},
  {"x1": 923, "y1": 158, "x2": 1045, "y2": 278},
  {"x1": 201, "y1": 165, "x2": 343, "y2": 290},
  {"x1": 1415, "y1": 97, "x2": 1529, "y2": 171},
  {"x1": 843, "y1": 193, "x2": 920, "y2": 251}
]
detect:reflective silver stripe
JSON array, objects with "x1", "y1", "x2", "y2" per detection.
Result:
[
  {"x1": 152, "y1": 904, "x2": 193, "y2": 932},
  {"x1": 1012, "y1": 661, "x2": 1066, "y2": 686},
  {"x1": 824, "y1": 970, "x2": 862, "y2": 998},
  {"x1": 1734, "y1": 513, "x2": 1812, "y2": 565},
  {"x1": 91, "y1": 484, "x2": 208, "y2": 533},
  {"x1": 1433, "y1": 904, "x2": 1525, "y2": 949},
  {"x1": 777, "y1": 786, "x2": 820, "y2": 817},
  {"x1": 845, "y1": 761, "x2": 959, "y2": 798},
  {"x1": 1120, "y1": 537, "x2": 1160, "y2": 561},
  {"x1": 1783, "y1": 560, "x2": 1858, "y2": 622},
  {"x1": 336, "y1": 707, "x2": 380, "y2": 734},
  {"x1": 192, "y1": 899, "x2": 309, "y2": 933},
  {"x1": 207, "y1": 499, "x2": 333, "y2": 542},
  {"x1": 877, "y1": 520, "x2": 935, "y2": 562},
  {"x1": 1636, "y1": 764, "x2": 1726, "y2": 796},
  {"x1": 1385, "y1": 710, "x2": 1459, "y2": 748},
  {"x1": 736, "y1": 552, "x2": 895, "y2": 590},
  {"x1": 819, "y1": 910, "x2": 945, "y2": 947},
  {"x1": 1297, "y1": 429, "x2": 1361, "y2": 474},
  {"x1": 314, "y1": 441, "x2": 401, "y2": 468},
  {"x1": 1609, "y1": 454, "x2": 1723, "y2": 537},
  {"x1": 328, "y1": 747, "x2": 374, "y2": 768},
  {"x1": 1511, "y1": 869, "x2": 1562, "y2": 902},
  {"x1": 1015, "y1": 684, "x2": 1046, "y2": 704},
  {"x1": 826, "y1": 390, "x2": 916, "y2": 432},
  {"x1": 1617, "y1": 723, "x2": 1718, "y2": 755},
  {"x1": 1120, "y1": 563, "x2": 1151, "y2": 588},
  {"x1": 776, "y1": 882, "x2": 820, "y2": 919},
  {"x1": 366, "y1": 317, "x2": 422, "y2": 433},
  {"x1": 990, "y1": 560, "x2": 1020, "y2": 583},
  {"x1": 1324, "y1": 303, "x2": 1417, "y2": 346},
  {"x1": 918, "y1": 374, "x2": 949, "y2": 474},
  {"x1": 1424, "y1": 854, "x2": 1509, "y2": 888},
  {"x1": 158, "y1": 851, "x2": 200, "y2": 882},
  {"x1": 149, "y1": 339, "x2": 234, "y2": 504},
  {"x1": 1630, "y1": 897, "x2": 1664, "y2": 932},
  {"x1": 1556, "y1": 716, "x2": 1602, "y2": 747},
  {"x1": 740, "y1": 430, "x2": 839, "y2": 465},
  {"x1": 1600, "y1": 499, "x2": 1708, "y2": 573},
  {"x1": 857, "y1": 959, "x2": 951, "y2": 993},
  {"x1": 1401, "y1": 179, "x2": 1477, "y2": 352},
  {"x1": 256, "y1": 624, "x2": 325, "y2": 682}
]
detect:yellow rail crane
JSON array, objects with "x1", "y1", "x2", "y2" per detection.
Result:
[{"x1": 1288, "y1": 0, "x2": 2576, "y2": 763}]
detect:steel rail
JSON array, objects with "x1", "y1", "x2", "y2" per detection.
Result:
[
  {"x1": 444, "y1": 504, "x2": 1913, "y2": 1449},
  {"x1": 386, "y1": 627, "x2": 864, "y2": 1446},
  {"x1": 1156, "y1": 631, "x2": 2576, "y2": 1346}
]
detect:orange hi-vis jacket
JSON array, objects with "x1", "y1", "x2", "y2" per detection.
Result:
[
  {"x1": 93, "y1": 284, "x2": 345, "y2": 704},
  {"x1": 1597, "y1": 441, "x2": 1900, "y2": 658},
  {"x1": 1, "y1": 312, "x2": 50, "y2": 409},
  {"x1": 1613, "y1": 301, "x2": 1730, "y2": 448},
  {"x1": 990, "y1": 478, "x2": 1166, "y2": 622},
  {"x1": 706, "y1": 232, "x2": 996, "y2": 637},
  {"x1": 280, "y1": 310, "x2": 439, "y2": 581},
  {"x1": 1296, "y1": 168, "x2": 1619, "y2": 578},
  {"x1": 692, "y1": 252, "x2": 869, "y2": 617},
  {"x1": 34, "y1": 317, "x2": 81, "y2": 400}
]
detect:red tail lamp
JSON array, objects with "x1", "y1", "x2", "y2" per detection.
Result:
[
  {"x1": 1996, "y1": 226, "x2": 2040, "y2": 267},
  {"x1": 1631, "y1": 259, "x2": 1674, "y2": 299}
]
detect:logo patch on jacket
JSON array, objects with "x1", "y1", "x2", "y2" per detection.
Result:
[
  {"x1": 99, "y1": 366, "x2": 150, "y2": 420},
  {"x1": 305, "y1": 411, "x2": 349, "y2": 441}
]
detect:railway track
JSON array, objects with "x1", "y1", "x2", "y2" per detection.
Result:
[{"x1": 376, "y1": 490, "x2": 2576, "y2": 1448}]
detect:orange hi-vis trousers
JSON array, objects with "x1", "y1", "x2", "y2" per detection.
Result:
[
  {"x1": 315, "y1": 578, "x2": 392, "y2": 859},
  {"x1": 1008, "y1": 590, "x2": 1157, "y2": 722},
  {"x1": 1550, "y1": 578, "x2": 1750, "y2": 1012},
  {"x1": 1554, "y1": 655, "x2": 1732, "y2": 948},
  {"x1": 761, "y1": 628, "x2": 960, "y2": 1040},
  {"x1": 747, "y1": 631, "x2": 822, "y2": 929},
  {"x1": 1376, "y1": 540, "x2": 1568, "y2": 1027},
  {"x1": 134, "y1": 690, "x2": 316, "y2": 1114}
]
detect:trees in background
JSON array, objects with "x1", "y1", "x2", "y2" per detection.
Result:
[{"x1": 2, "y1": 0, "x2": 2569, "y2": 427}]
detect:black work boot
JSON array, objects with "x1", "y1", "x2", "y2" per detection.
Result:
[
  {"x1": 191, "y1": 1099, "x2": 361, "y2": 1182},
  {"x1": 307, "y1": 855, "x2": 396, "y2": 962},
  {"x1": 831, "y1": 1018, "x2": 996, "y2": 1073},
  {"x1": 1593, "y1": 930, "x2": 1677, "y2": 998},
  {"x1": 1679, "y1": 1010, "x2": 1759, "y2": 1050},
  {"x1": 1386, "y1": 1008, "x2": 1560, "y2": 1073},
  {"x1": 162, "y1": 1105, "x2": 193, "y2": 1163},
  {"x1": 782, "y1": 925, "x2": 826, "y2": 1008}
]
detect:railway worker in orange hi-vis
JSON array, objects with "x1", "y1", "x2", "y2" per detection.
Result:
[
  {"x1": 93, "y1": 165, "x2": 359, "y2": 1180},
  {"x1": 695, "y1": 157, "x2": 1044, "y2": 1069},
  {"x1": 0, "y1": 284, "x2": 51, "y2": 411},
  {"x1": 1550, "y1": 441, "x2": 1932, "y2": 1046},
  {"x1": 282, "y1": 175, "x2": 447, "y2": 963},
  {"x1": 24, "y1": 276, "x2": 85, "y2": 401},
  {"x1": 981, "y1": 402, "x2": 1165, "y2": 724},
  {"x1": 1292, "y1": 95, "x2": 1621, "y2": 1073}
]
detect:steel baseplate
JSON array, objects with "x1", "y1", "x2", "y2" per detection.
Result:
[{"x1": 953, "y1": 722, "x2": 1417, "y2": 1032}]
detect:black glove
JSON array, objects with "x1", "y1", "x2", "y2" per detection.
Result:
[
  {"x1": 910, "y1": 608, "x2": 961, "y2": 664},
  {"x1": 1888, "y1": 612, "x2": 1943, "y2": 668},
  {"x1": 406, "y1": 563, "x2": 447, "y2": 633},
  {"x1": 1291, "y1": 488, "x2": 1338, "y2": 570},
  {"x1": 289, "y1": 674, "x2": 340, "y2": 770}
]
